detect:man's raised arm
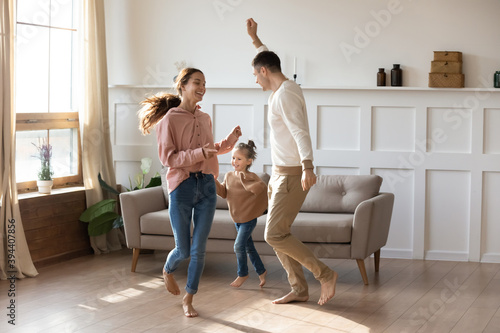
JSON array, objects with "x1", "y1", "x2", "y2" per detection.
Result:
[{"x1": 246, "y1": 18, "x2": 264, "y2": 49}]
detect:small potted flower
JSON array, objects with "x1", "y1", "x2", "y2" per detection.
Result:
[{"x1": 32, "y1": 139, "x2": 54, "y2": 194}]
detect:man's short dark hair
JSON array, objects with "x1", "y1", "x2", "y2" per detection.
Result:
[{"x1": 252, "y1": 51, "x2": 281, "y2": 73}]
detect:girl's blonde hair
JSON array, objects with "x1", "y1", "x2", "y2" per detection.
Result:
[{"x1": 138, "y1": 68, "x2": 203, "y2": 134}]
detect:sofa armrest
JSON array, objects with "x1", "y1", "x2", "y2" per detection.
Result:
[
  {"x1": 351, "y1": 192, "x2": 395, "y2": 259},
  {"x1": 120, "y1": 186, "x2": 167, "y2": 249}
]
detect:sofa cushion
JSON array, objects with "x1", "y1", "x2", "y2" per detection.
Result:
[
  {"x1": 301, "y1": 175, "x2": 382, "y2": 213},
  {"x1": 139, "y1": 208, "x2": 351, "y2": 243},
  {"x1": 216, "y1": 173, "x2": 229, "y2": 209},
  {"x1": 291, "y1": 212, "x2": 353, "y2": 243},
  {"x1": 160, "y1": 166, "x2": 169, "y2": 207},
  {"x1": 141, "y1": 210, "x2": 172, "y2": 235}
]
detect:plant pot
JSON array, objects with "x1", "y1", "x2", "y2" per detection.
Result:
[{"x1": 37, "y1": 180, "x2": 53, "y2": 194}]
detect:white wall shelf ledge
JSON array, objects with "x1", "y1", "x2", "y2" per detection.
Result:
[{"x1": 109, "y1": 85, "x2": 500, "y2": 93}]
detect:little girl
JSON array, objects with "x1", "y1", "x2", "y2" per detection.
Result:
[{"x1": 215, "y1": 140, "x2": 268, "y2": 288}]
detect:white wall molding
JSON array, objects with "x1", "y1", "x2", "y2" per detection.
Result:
[{"x1": 109, "y1": 86, "x2": 500, "y2": 264}]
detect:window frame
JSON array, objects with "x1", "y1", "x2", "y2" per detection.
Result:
[
  {"x1": 15, "y1": 1, "x2": 83, "y2": 193},
  {"x1": 16, "y1": 112, "x2": 83, "y2": 193}
]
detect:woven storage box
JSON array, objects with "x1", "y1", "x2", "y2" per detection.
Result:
[
  {"x1": 429, "y1": 73, "x2": 464, "y2": 88},
  {"x1": 431, "y1": 61, "x2": 462, "y2": 74},
  {"x1": 433, "y1": 51, "x2": 462, "y2": 62}
]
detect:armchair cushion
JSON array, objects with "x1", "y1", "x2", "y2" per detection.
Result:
[{"x1": 301, "y1": 175, "x2": 382, "y2": 213}]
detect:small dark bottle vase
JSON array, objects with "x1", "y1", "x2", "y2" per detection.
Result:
[
  {"x1": 391, "y1": 64, "x2": 402, "y2": 86},
  {"x1": 494, "y1": 71, "x2": 500, "y2": 88},
  {"x1": 377, "y1": 68, "x2": 386, "y2": 86}
]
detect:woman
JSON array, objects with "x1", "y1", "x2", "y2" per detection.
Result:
[{"x1": 138, "y1": 68, "x2": 241, "y2": 317}]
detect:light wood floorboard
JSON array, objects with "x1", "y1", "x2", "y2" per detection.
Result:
[{"x1": 1, "y1": 249, "x2": 499, "y2": 332}]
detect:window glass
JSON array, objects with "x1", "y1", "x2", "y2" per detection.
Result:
[
  {"x1": 15, "y1": 130, "x2": 48, "y2": 183},
  {"x1": 15, "y1": 128, "x2": 79, "y2": 183},
  {"x1": 15, "y1": 0, "x2": 81, "y2": 190},
  {"x1": 50, "y1": 128, "x2": 79, "y2": 177},
  {"x1": 50, "y1": 0, "x2": 75, "y2": 29},
  {"x1": 49, "y1": 28, "x2": 74, "y2": 112},
  {"x1": 15, "y1": 26, "x2": 49, "y2": 113},
  {"x1": 17, "y1": 0, "x2": 50, "y2": 26},
  {"x1": 17, "y1": 0, "x2": 74, "y2": 29}
]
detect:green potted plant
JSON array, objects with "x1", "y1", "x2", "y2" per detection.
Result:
[
  {"x1": 32, "y1": 139, "x2": 54, "y2": 194},
  {"x1": 79, "y1": 157, "x2": 161, "y2": 237}
]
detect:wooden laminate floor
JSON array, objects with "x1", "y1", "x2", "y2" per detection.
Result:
[{"x1": 1, "y1": 249, "x2": 499, "y2": 333}]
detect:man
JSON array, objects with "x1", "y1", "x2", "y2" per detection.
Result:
[{"x1": 246, "y1": 18, "x2": 338, "y2": 305}]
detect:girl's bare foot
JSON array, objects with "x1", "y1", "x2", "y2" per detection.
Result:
[
  {"x1": 162, "y1": 268, "x2": 180, "y2": 295},
  {"x1": 318, "y1": 270, "x2": 338, "y2": 305},
  {"x1": 272, "y1": 291, "x2": 309, "y2": 304},
  {"x1": 183, "y1": 293, "x2": 198, "y2": 317},
  {"x1": 230, "y1": 275, "x2": 249, "y2": 287},
  {"x1": 259, "y1": 271, "x2": 267, "y2": 288}
]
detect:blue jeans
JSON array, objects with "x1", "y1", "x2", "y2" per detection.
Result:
[
  {"x1": 164, "y1": 172, "x2": 216, "y2": 294},
  {"x1": 234, "y1": 218, "x2": 266, "y2": 277}
]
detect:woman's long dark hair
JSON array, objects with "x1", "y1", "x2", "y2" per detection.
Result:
[{"x1": 138, "y1": 68, "x2": 203, "y2": 134}]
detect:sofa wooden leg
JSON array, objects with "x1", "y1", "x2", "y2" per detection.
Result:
[
  {"x1": 356, "y1": 259, "x2": 369, "y2": 285},
  {"x1": 374, "y1": 249, "x2": 381, "y2": 272},
  {"x1": 131, "y1": 248, "x2": 140, "y2": 272}
]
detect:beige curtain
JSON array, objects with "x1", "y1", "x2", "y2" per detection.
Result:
[
  {"x1": 0, "y1": 0, "x2": 38, "y2": 279},
  {"x1": 82, "y1": 0, "x2": 124, "y2": 254}
]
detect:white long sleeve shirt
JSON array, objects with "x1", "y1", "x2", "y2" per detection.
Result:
[{"x1": 257, "y1": 45, "x2": 314, "y2": 169}]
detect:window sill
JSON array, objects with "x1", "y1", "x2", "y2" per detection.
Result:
[{"x1": 18, "y1": 186, "x2": 86, "y2": 200}]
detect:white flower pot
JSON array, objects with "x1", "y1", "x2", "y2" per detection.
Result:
[{"x1": 37, "y1": 180, "x2": 53, "y2": 194}]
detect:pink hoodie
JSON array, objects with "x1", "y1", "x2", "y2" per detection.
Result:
[{"x1": 156, "y1": 107, "x2": 238, "y2": 193}]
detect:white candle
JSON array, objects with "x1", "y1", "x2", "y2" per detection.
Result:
[{"x1": 294, "y1": 57, "x2": 297, "y2": 74}]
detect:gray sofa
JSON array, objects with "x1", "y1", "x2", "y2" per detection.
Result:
[{"x1": 120, "y1": 173, "x2": 394, "y2": 285}]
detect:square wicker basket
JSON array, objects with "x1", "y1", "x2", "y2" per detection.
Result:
[
  {"x1": 428, "y1": 73, "x2": 464, "y2": 88},
  {"x1": 430, "y1": 61, "x2": 462, "y2": 74},
  {"x1": 433, "y1": 51, "x2": 462, "y2": 62}
]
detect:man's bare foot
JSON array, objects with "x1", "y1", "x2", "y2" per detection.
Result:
[
  {"x1": 162, "y1": 268, "x2": 180, "y2": 295},
  {"x1": 183, "y1": 293, "x2": 198, "y2": 317},
  {"x1": 230, "y1": 275, "x2": 249, "y2": 287},
  {"x1": 272, "y1": 291, "x2": 309, "y2": 304},
  {"x1": 318, "y1": 270, "x2": 338, "y2": 305},
  {"x1": 259, "y1": 271, "x2": 267, "y2": 288}
]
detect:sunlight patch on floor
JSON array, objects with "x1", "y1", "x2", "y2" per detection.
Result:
[{"x1": 99, "y1": 287, "x2": 144, "y2": 303}]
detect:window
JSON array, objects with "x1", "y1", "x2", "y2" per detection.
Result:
[{"x1": 15, "y1": 0, "x2": 82, "y2": 192}]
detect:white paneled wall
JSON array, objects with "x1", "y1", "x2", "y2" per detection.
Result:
[{"x1": 109, "y1": 86, "x2": 500, "y2": 263}]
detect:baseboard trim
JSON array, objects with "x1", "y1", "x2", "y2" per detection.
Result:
[
  {"x1": 33, "y1": 249, "x2": 93, "y2": 269},
  {"x1": 380, "y1": 248, "x2": 413, "y2": 259},
  {"x1": 424, "y1": 250, "x2": 468, "y2": 262},
  {"x1": 481, "y1": 253, "x2": 500, "y2": 263}
]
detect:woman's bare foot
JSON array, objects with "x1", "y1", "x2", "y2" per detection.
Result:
[
  {"x1": 230, "y1": 275, "x2": 249, "y2": 287},
  {"x1": 183, "y1": 293, "x2": 198, "y2": 317},
  {"x1": 272, "y1": 291, "x2": 309, "y2": 304},
  {"x1": 162, "y1": 268, "x2": 180, "y2": 295},
  {"x1": 259, "y1": 271, "x2": 267, "y2": 288},
  {"x1": 318, "y1": 270, "x2": 338, "y2": 305}
]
